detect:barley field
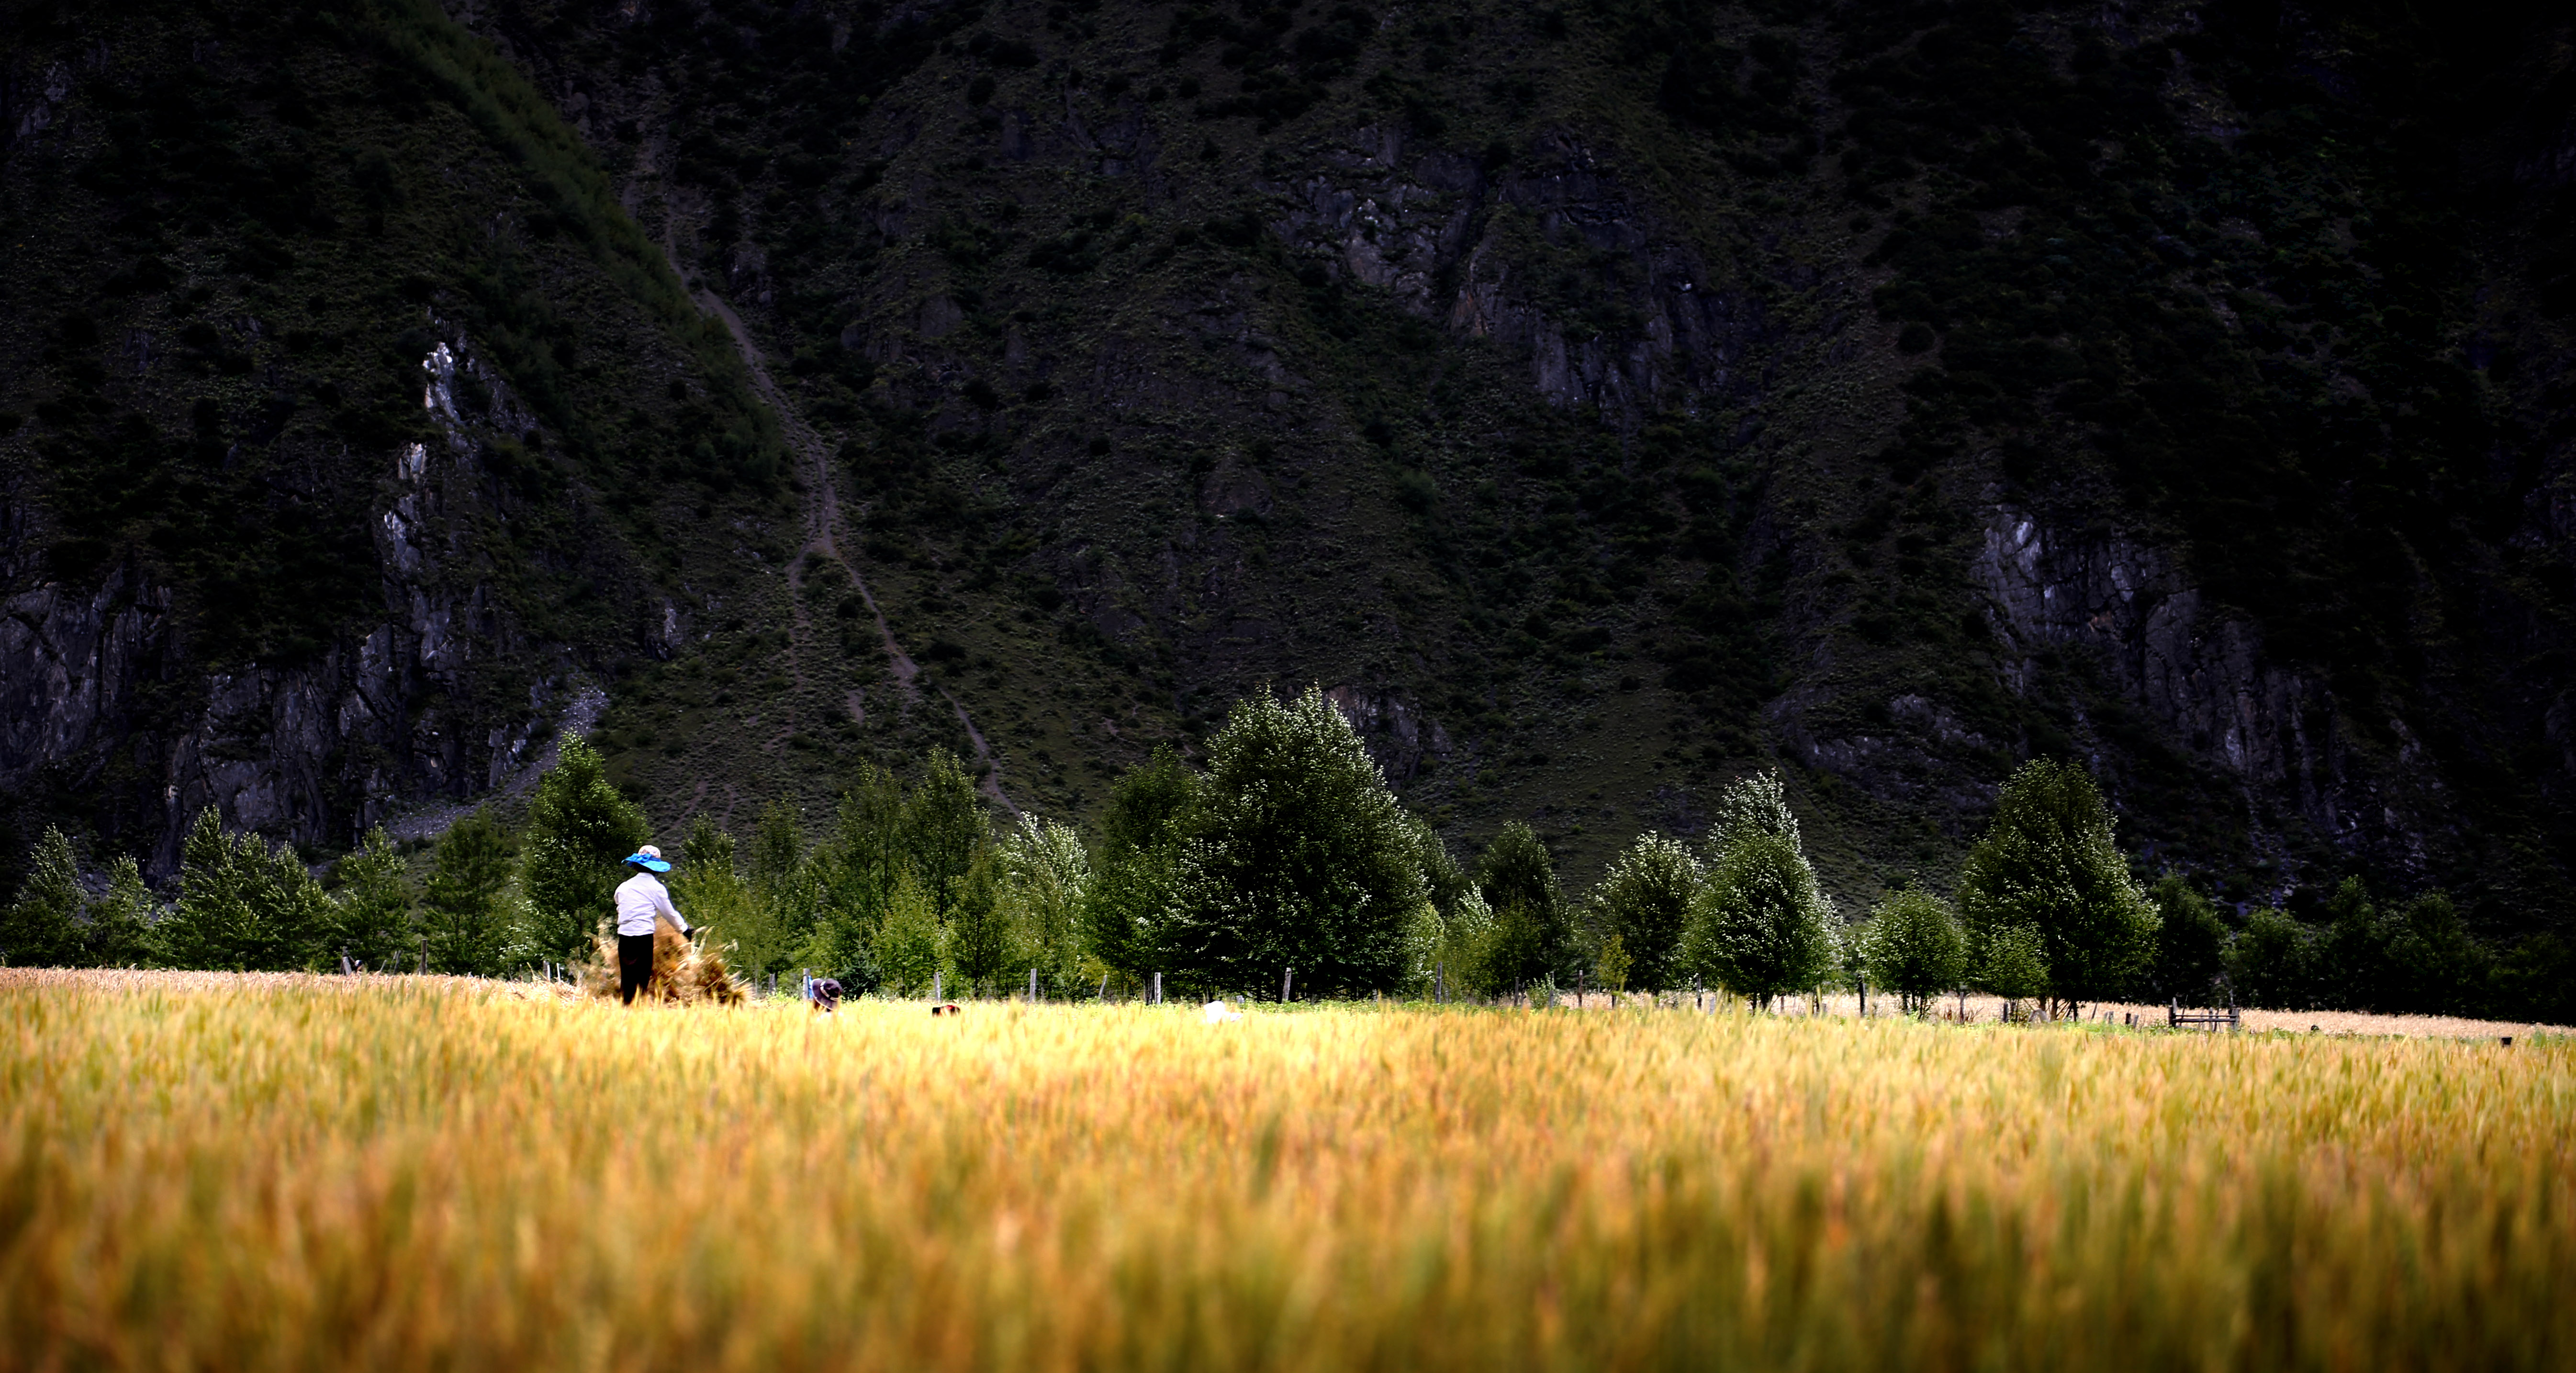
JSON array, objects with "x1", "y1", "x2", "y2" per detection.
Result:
[{"x1": 2, "y1": 972, "x2": 2568, "y2": 1372}]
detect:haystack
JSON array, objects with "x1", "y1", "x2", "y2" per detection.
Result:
[{"x1": 577, "y1": 920, "x2": 746, "y2": 1005}]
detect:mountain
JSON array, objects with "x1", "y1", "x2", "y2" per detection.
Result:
[{"x1": 5, "y1": 0, "x2": 2574, "y2": 939}]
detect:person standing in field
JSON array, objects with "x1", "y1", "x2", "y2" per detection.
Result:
[{"x1": 615, "y1": 845, "x2": 689, "y2": 1005}]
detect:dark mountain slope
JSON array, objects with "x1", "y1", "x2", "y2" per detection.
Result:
[
  {"x1": 0, "y1": 0, "x2": 801, "y2": 868},
  {"x1": 5, "y1": 0, "x2": 2574, "y2": 944}
]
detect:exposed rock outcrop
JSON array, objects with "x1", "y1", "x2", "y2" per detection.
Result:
[
  {"x1": 1970, "y1": 507, "x2": 2445, "y2": 883},
  {"x1": 0, "y1": 330, "x2": 596, "y2": 871}
]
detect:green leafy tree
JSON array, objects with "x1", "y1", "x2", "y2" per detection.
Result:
[
  {"x1": 159, "y1": 808, "x2": 330, "y2": 970},
  {"x1": 2382, "y1": 892, "x2": 2490, "y2": 1016},
  {"x1": 1858, "y1": 884, "x2": 1969, "y2": 1013},
  {"x1": 1163, "y1": 687, "x2": 1426, "y2": 996},
  {"x1": 903, "y1": 749, "x2": 987, "y2": 922},
  {"x1": 748, "y1": 801, "x2": 808, "y2": 896},
  {"x1": 1083, "y1": 745, "x2": 1198, "y2": 978},
  {"x1": 1404, "y1": 813, "x2": 1474, "y2": 921},
  {"x1": 330, "y1": 827, "x2": 416, "y2": 971},
  {"x1": 1956, "y1": 758, "x2": 2158, "y2": 1014},
  {"x1": 1593, "y1": 931, "x2": 1633, "y2": 995},
  {"x1": 84, "y1": 857, "x2": 159, "y2": 967},
  {"x1": 1434, "y1": 888, "x2": 1499, "y2": 997},
  {"x1": 0, "y1": 827, "x2": 83, "y2": 967},
  {"x1": 675, "y1": 815, "x2": 792, "y2": 984},
  {"x1": 1682, "y1": 826, "x2": 1836, "y2": 1009},
  {"x1": 1477, "y1": 822, "x2": 1567, "y2": 977},
  {"x1": 159, "y1": 809, "x2": 262, "y2": 970},
  {"x1": 1979, "y1": 924, "x2": 2050, "y2": 1021},
  {"x1": 999, "y1": 814, "x2": 1092, "y2": 997},
  {"x1": 1708, "y1": 769, "x2": 1802, "y2": 856},
  {"x1": 2149, "y1": 874, "x2": 2229, "y2": 1004},
  {"x1": 806, "y1": 768, "x2": 908, "y2": 991},
  {"x1": 1585, "y1": 832, "x2": 1702, "y2": 992},
  {"x1": 423, "y1": 810, "x2": 514, "y2": 976},
  {"x1": 2229, "y1": 907, "x2": 2315, "y2": 1010},
  {"x1": 1485, "y1": 899, "x2": 1553, "y2": 999},
  {"x1": 874, "y1": 867, "x2": 944, "y2": 996},
  {"x1": 946, "y1": 844, "x2": 1013, "y2": 993},
  {"x1": 520, "y1": 733, "x2": 648, "y2": 963}
]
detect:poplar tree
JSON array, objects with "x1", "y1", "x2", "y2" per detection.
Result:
[
  {"x1": 1083, "y1": 745, "x2": 1197, "y2": 978},
  {"x1": 999, "y1": 814, "x2": 1092, "y2": 996},
  {"x1": 85, "y1": 856, "x2": 160, "y2": 967},
  {"x1": 1956, "y1": 758, "x2": 2157, "y2": 1014},
  {"x1": 1857, "y1": 884, "x2": 1968, "y2": 1012},
  {"x1": 903, "y1": 749, "x2": 987, "y2": 922},
  {"x1": 946, "y1": 844, "x2": 1012, "y2": 993},
  {"x1": 1682, "y1": 772, "x2": 1834, "y2": 1008},
  {"x1": 1163, "y1": 687, "x2": 1424, "y2": 996},
  {"x1": 1586, "y1": 832, "x2": 1702, "y2": 992},
  {"x1": 2148, "y1": 874, "x2": 2228, "y2": 1004},
  {"x1": 160, "y1": 808, "x2": 330, "y2": 970},
  {"x1": 1477, "y1": 823, "x2": 1570, "y2": 989}
]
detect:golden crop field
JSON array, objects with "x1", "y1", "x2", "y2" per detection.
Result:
[{"x1": 2, "y1": 972, "x2": 2568, "y2": 1372}]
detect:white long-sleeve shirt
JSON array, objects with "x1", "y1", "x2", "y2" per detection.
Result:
[{"x1": 614, "y1": 871, "x2": 689, "y2": 937}]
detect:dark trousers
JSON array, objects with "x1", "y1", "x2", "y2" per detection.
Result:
[{"x1": 619, "y1": 933, "x2": 656, "y2": 1005}]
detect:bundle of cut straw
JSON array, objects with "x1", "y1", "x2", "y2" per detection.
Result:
[{"x1": 574, "y1": 918, "x2": 745, "y2": 1005}]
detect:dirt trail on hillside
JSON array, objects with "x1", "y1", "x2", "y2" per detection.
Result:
[{"x1": 681, "y1": 278, "x2": 1017, "y2": 815}]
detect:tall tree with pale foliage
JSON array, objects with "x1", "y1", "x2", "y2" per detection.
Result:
[
  {"x1": 1586, "y1": 832, "x2": 1702, "y2": 993},
  {"x1": 999, "y1": 814, "x2": 1092, "y2": 996}
]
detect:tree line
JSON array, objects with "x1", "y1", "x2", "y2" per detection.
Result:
[{"x1": 2, "y1": 686, "x2": 2566, "y2": 1022}]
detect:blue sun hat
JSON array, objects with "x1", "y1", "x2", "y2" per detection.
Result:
[{"x1": 624, "y1": 844, "x2": 671, "y2": 873}]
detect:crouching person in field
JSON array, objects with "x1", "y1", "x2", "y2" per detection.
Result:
[{"x1": 615, "y1": 846, "x2": 690, "y2": 1005}]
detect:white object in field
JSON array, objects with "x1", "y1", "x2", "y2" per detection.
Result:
[{"x1": 1202, "y1": 1000, "x2": 1243, "y2": 1024}]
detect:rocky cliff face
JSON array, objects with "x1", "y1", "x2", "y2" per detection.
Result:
[
  {"x1": 1272, "y1": 124, "x2": 1770, "y2": 424},
  {"x1": 0, "y1": 331, "x2": 592, "y2": 873},
  {"x1": 1969, "y1": 509, "x2": 2449, "y2": 889}
]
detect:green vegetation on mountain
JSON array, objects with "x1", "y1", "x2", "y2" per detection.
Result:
[{"x1": 4, "y1": 0, "x2": 2575, "y2": 1006}]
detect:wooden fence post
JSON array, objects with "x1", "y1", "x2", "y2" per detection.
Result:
[
  {"x1": 1282, "y1": 967, "x2": 1293, "y2": 1003},
  {"x1": 1030, "y1": 967, "x2": 1039, "y2": 1002}
]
